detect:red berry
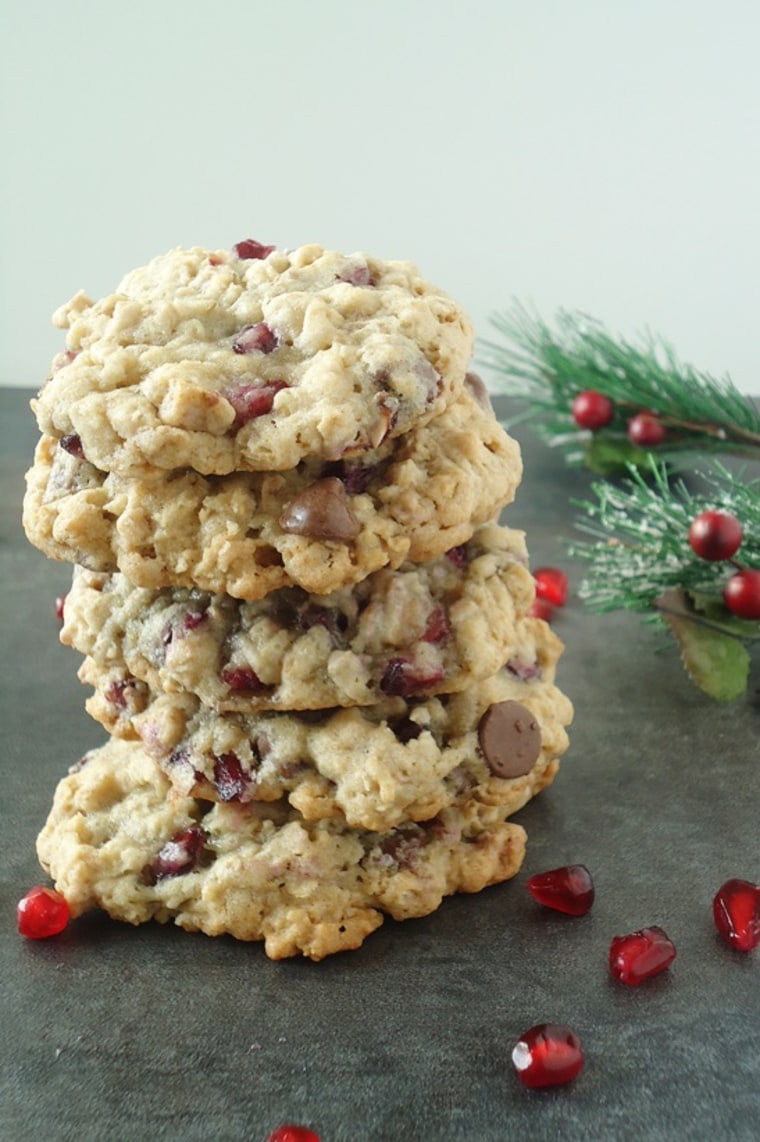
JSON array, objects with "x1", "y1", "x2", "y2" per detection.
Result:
[
  {"x1": 265, "y1": 1128, "x2": 321, "y2": 1142},
  {"x1": 723, "y1": 569, "x2": 760, "y2": 620},
  {"x1": 55, "y1": 594, "x2": 67, "y2": 622},
  {"x1": 609, "y1": 925, "x2": 677, "y2": 985},
  {"x1": 713, "y1": 878, "x2": 760, "y2": 952},
  {"x1": 17, "y1": 885, "x2": 70, "y2": 939},
  {"x1": 511, "y1": 1023, "x2": 584, "y2": 1089},
  {"x1": 688, "y1": 510, "x2": 743, "y2": 562},
  {"x1": 571, "y1": 390, "x2": 614, "y2": 430},
  {"x1": 527, "y1": 864, "x2": 595, "y2": 916},
  {"x1": 529, "y1": 597, "x2": 554, "y2": 622},
  {"x1": 533, "y1": 567, "x2": 569, "y2": 607},
  {"x1": 627, "y1": 413, "x2": 666, "y2": 447}
]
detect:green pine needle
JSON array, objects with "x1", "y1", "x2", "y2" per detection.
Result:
[
  {"x1": 480, "y1": 303, "x2": 760, "y2": 466},
  {"x1": 569, "y1": 459, "x2": 760, "y2": 628}
]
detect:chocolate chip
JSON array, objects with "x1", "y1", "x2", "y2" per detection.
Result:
[
  {"x1": 477, "y1": 700, "x2": 541, "y2": 778},
  {"x1": 278, "y1": 477, "x2": 360, "y2": 543}
]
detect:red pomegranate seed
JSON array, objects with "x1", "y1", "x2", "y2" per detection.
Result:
[
  {"x1": 150, "y1": 825, "x2": 206, "y2": 880},
  {"x1": 232, "y1": 321, "x2": 279, "y2": 355},
  {"x1": 529, "y1": 597, "x2": 554, "y2": 622},
  {"x1": 713, "y1": 878, "x2": 760, "y2": 952},
  {"x1": 55, "y1": 593, "x2": 67, "y2": 622},
  {"x1": 379, "y1": 657, "x2": 445, "y2": 696},
  {"x1": 221, "y1": 665, "x2": 266, "y2": 691},
  {"x1": 233, "y1": 239, "x2": 275, "y2": 260},
  {"x1": 527, "y1": 864, "x2": 595, "y2": 916},
  {"x1": 533, "y1": 567, "x2": 569, "y2": 607},
  {"x1": 609, "y1": 925, "x2": 677, "y2": 985},
  {"x1": 17, "y1": 885, "x2": 70, "y2": 939},
  {"x1": 225, "y1": 380, "x2": 288, "y2": 425},
  {"x1": 511, "y1": 1023, "x2": 584, "y2": 1089},
  {"x1": 422, "y1": 606, "x2": 450, "y2": 643},
  {"x1": 265, "y1": 1128, "x2": 321, "y2": 1142}
]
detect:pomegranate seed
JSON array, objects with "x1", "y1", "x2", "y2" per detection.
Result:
[
  {"x1": 445, "y1": 545, "x2": 468, "y2": 570},
  {"x1": 232, "y1": 239, "x2": 275, "y2": 260},
  {"x1": 529, "y1": 597, "x2": 554, "y2": 621},
  {"x1": 609, "y1": 925, "x2": 677, "y2": 985},
  {"x1": 627, "y1": 413, "x2": 666, "y2": 447},
  {"x1": 232, "y1": 321, "x2": 279, "y2": 355},
  {"x1": 214, "y1": 752, "x2": 250, "y2": 802},
  {"x1": 379, "y1": 657, "x2": 445, "y2": 696},
  {"x1": 571, "y1": 390, "x2": 614, "y2": 430},
  {"x1": 511, "y1": 1023, "x2": 584, "y2": 1089},
  {"x1": 60, "y1": 433, "x2": 85, "y2": 459},
  {"x1": 17, "y1": 886, "x2": 70, "y2": 939},
  {"x1": 55, "y1": 593, "x2": 67, "y2": 622},
  {"x1": 265, "y1": 1128, "x2": 321, "y2": 1142},
  {"x1": 422, "y1": 606, "x2": 450, "y2": 643},
  {"x1": 150, "y1": 825, "x2": 206, "y2": 880},
  {"x1": 533, "y1": 567, "x2": 569, "y2": 607},
  {"x1": 225, "y1": 381, "x2": 287, "y2": 426},
  {"x1": 337, "y1": 264, "x2": 372, "y2": 286},
  {"x1": 527, "y1": 864, "x2": 595, "y2": 916},
  {"x1": 688, "y1": 510, "x2": 743, "y2": 562},
  {"x1": 723, "y1": 569, "x2": 760, "y2": 621},
  {"x1": 221, "y1": 665, "x2": 266, "y2": 691},
  {"x1": 713, "y1": 878, "x2": 760, "y2": 952}
]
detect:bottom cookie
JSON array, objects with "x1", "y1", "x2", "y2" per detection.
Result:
[{"x1": 37, "y1": 739, "x2": 527, "y2": 961}]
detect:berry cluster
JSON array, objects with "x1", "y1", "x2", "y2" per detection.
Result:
[
  {"x1": 510, "y1": 864, "x2": 760, "y2": 1089},
  {"x1": 688, "y1": 510, "x2": 760, "y2": 620},
  {"x1": 571, "y1": 389, "x2": 666, "y2": 448}
]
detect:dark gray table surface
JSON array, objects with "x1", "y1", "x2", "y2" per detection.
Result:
[{"x1": 2, "y1": 387, "x2": 759, "y2": 1142}]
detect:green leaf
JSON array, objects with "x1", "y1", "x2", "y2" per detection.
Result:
[
  {"x1": 583, "y1": 434, "x2": 655, "y2": 476},
  {"x1": 657, "y1": 590, "x2": 751, "y2": 701}
]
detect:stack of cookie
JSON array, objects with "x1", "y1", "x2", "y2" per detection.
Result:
[{"x1": 23, "y1": 240, "x2": 572, "y2": 960}]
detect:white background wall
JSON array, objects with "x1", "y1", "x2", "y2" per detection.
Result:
[{"x1": 2, "y1": 0, "x2": 759, "y2": 392}]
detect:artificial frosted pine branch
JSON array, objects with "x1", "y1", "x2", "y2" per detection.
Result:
[
  {"x1": 568, "y1": 460, "x2": 760, "y2": 700},
  {"x1": 480, "y1": 304, "x2": 760, "y2": 473}
]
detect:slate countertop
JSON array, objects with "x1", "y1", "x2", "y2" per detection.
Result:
[{"x1": 2, "y1": 387, "x2": 759, "y2": 1141}]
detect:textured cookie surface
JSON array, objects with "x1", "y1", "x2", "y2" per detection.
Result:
[
  {"x1": 24, "y1": 386, "x2": 521, "y2": 598},
  {"x1": 32, "y1": 242, "x2": 474, "y2": 474},
  {"x1": 62, "y1": 523, "x2": 535, "y2": 712},
  {"x1": 37, "y1": 739, "x2": 527, "y2": 960},
  {"x1": 78, "y1": 621, "x2": 573, "y2": 832}
]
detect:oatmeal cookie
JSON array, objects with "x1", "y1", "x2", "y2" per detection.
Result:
[
  {"x1": 77, "y1": 624, "x2": 572, "y2": 832},
  {"x1": 36, "y1": 738, "x2": 527, "y2": 960},
  {"x1": 32, "y1": 242, "x2": 474, "y2": 475},
  {"x1": 61, "y1": 523, "x2": 535, "y2": 712},
  {"x1": 23, "y1": 386, "x2": 521, "y2": 598}
]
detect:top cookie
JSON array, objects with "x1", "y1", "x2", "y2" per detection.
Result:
[{"x1": 32, "y1": 241, "x2": 475, "y2": 475}]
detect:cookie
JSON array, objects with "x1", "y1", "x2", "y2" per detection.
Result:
[
  {"x1": 77, "y1": 624, "x2": 572, "y2": 832},
  {"x1": 23, "y1": 385, "x2": 522, "y2": 599},
  {"x1": 61, "y1": 523, "x2": 536, "y2": 712},
  {"x1": 36, "y1": 738, "x2": 527, "y2": 960},
  {"x1": 32, "y1": 242, "x2": 475, "y2": 475}
]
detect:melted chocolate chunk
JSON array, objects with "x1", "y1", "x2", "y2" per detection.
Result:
[
  {"x1": 477, "y1": 700, "x2": 542, "y2": 778},
  {"x1": 278, "y1": 477, "x2": 360, "y2": 543}
]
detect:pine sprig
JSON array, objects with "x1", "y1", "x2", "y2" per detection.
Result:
[
  {"x1": 480, "y1": 304, "x2": 760, "y2": 471},
  {"x1": 569, "y1": 460, "x2": 760, "y2": 699}
]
